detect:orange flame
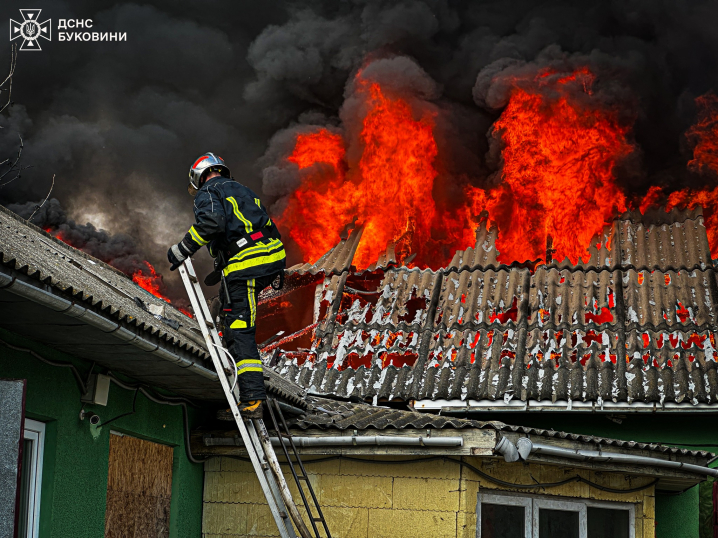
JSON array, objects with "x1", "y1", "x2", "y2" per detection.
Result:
[
  {"x1": 278, "y1": 81, "x2": 461, "y2": 268},
  {"x1": 467, "y1": 68, "x2": 634, "y2": 264},
  {"x1": 44, "y1": 226, "x2": 192, "y2": 317},
  {"x1": 132, "y1": 260, "x2": 171, "y2": 303},
  {"x1": 279, "y1": 69, "x2": 637, "y2": 268},
  {"x1": 661, "y1": 92, "x2": 718, "y2": 256}
]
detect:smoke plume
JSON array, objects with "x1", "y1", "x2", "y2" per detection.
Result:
[{"x1": 0, "y1": 1, "x2": 717, "y2": 272}]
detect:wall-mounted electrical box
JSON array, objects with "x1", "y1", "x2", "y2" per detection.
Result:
[{"x1": 80, "y1": 374, "x2": 111, "y2": 406}]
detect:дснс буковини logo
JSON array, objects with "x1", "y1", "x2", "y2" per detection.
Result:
[{"x1": 10, "y1": 9, "x2": 51, "y2": 51}]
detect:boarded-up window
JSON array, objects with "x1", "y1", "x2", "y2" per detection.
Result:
[{"x1": 105, "y1": 433, "x2": 173, "y2": 538}]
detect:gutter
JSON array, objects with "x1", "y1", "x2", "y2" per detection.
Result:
[
  {"x1": 495, "y1": 436, "x2": 718, "y2": 478},
  {"x1": 415, "y1": 399, "x2": 718, "y2": 413},
  {"x1": 0, "y1": 266, "x2": 218, "y2": 381},
  {"x1": 204, "y1": 434, "x2": 464, "y2": 448}
]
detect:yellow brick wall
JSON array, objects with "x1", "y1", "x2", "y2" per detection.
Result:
[{"x1": 202, "y1": 455, "x2": 655, "y2": 538}]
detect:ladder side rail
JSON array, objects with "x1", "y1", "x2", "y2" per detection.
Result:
[
  {"x1": 177, "y1": 265, "x2": 231, "y2": 373},
  {"x1": 183, "y1": 262, "x2": 233, "y2": 371},
  {"x1": 265, "y1": 398, "x2": 322, "y2": 537},
  {"x1": 178, "y1": 261, "x2": 293, "y2": 538},
  {"x1": 245, "y1": 423, "x2": 299, "y2": 538},
  {"x1": 271, "y1": 399, "x2": 332, "y2": 538},
  {"x1": 251, "y1": 420, "x2": 312, "y2": 538}
]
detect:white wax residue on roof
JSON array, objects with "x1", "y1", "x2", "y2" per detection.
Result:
[
  {"x1": 705, "y1": 336, "x2": 715, "y2": 362},
  {"x1": 382, "y1": 285, "x2": 392, "y2": 299}
]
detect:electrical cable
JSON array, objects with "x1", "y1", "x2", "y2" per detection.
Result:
[
  {"x1": 224, "y1": 453, "x2": 659, "y2": 494},
  {"x1": 105, "y1": 373, "x2": 208, "y2": 464},
  {"x1": 0, "y1": 336, "x2": 87, "y2": 394},
  {"x1": 99, "y1": 388, "x2": 139, "y2": 427},
  {"x1": 0, "y1": 336, "x2": 208, "y2": 464}
]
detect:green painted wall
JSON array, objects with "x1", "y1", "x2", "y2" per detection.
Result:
[
  {"x1": 466, "y1": 411, "x2": 718, "y2": 538},
  {"x1": 657, "y1": 486, "x2": 700, "y2": 538},
  {"x1": 0, "y1": 327, "x2": 207, "y2": 538}
]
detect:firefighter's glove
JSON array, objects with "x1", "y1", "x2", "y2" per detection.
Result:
[{"x1": 168, "y1": 239, "x2": 193, "y2": 271}]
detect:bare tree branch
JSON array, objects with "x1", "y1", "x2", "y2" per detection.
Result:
[
  {"x1": 29, "y1": 174, "x2": 55, "y2": 222},
  {"x1": 0, "y1": 134, "x2": 32, "y2": 188},
  {"x1": 0, "y1": 44, "x2": 17, "y2": 118},
  {"x1": 0, "y1": 45, "x2": 30, "y2": 193}
]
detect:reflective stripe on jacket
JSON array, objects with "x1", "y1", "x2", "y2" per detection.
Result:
[{"x1": 181, "y1": 176, "x2": 286, "y2": 279}]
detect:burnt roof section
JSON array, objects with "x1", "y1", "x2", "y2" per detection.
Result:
[
  {"x1": 287, "y1": 223, "x2": 363, "y2": 275},
  {"x1": 273, "y1": 208, "x2": 718, "y2": 408}
]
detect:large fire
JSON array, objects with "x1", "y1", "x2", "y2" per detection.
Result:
[
  {"x1": 466, "y1": 69, "x2": 634, "y2": 264},
  {"x1": 663, "y1": 93, "x2": 718, "y2": 254},
  {"x1": 280, "y1": 80, "x2": 467, "y2": 269},
  {"x1": 132, "y1": 260, "x2": 170, "y2": 303},
  {"x1": 277, "y1": 68, "x2": 637, "y2": 268}
]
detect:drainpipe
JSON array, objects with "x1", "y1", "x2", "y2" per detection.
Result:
[
  {"x1": 0, "y1": 266, "x2": 217, "y2": 381},
  {"x1": 204, "y1": 435, "x2": 464, "y2": 448},
  {"x1": 529, "y1": 442, "x2": 718, "y2": 478},
  {"x1": 495, "y1": 436, "x2": 718, "y2": 478}
]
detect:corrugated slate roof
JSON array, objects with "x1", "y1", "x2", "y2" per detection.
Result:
[
  {"x1": 0, "y1": 204, "x2": 207, "y2": 356},
  {"x1": 287, "y1": 224, "x2": 363, "y2": 275},
  {"x1": 275, "y1": 208, "x2": 718, "y2": 407},
  {"x1": 289, "y1": 397, "x2": 713, "y2": 458},
  {"x1": 0, "y1": 204, "x2": 308, "y2": 405}
]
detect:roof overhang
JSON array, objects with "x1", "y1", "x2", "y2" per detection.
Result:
[
  {"x1": 415, "y1": 399, "x2": 718, "y2": 413},
  {"x1": 192, "y1": 425, "x2": 711, "y2": 492},
  {"x1": 0, "y1": 262, "x2": 224, "y2": 402}
]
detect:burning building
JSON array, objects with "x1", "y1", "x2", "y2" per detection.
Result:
[
  {"x1": 4, "y1": 175, "x2": 718, "y2": 538},
  {"x1": 270, "y1": 207, "x2": 718, "y2": 410},
  {"x1": 188, "y1": 203, "x2": 718, "y2": 538}
]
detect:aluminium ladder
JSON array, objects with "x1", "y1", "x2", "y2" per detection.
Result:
[{"x1": 179, "y1": 258, "x2": 328, "y2": 538}]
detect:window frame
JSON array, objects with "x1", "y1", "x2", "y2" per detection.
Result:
[
  {"x1": 532, "y1": 497, "x2": 587, "y2": 538},
  {"x1": 476, "y1": 490, "x2": 635, "y2": 538},
  {"x1": 478, "y1": 493, "x2": 533, "y2": 538},
  {"x1": 20, "y1": 418, "x2": 45, "y2": 538}
]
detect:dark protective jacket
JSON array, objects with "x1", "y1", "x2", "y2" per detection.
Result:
[{"x1": 181, "y1": 176, "x2": 286, "y2": 279}]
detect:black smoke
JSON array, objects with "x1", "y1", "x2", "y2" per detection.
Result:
[
  {"x1": 6, "y1": 197, "x2": 192, "y2": 306},
  {"x1": 1, "y1": 0, "x2": 717, "y2": 273}
]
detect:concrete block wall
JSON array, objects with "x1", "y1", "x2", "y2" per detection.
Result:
[{"x1": 201, "y1": 456, "x2": 655, "y2": 538}]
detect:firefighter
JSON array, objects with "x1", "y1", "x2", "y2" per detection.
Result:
[{"x1": 167, "y1": 152, "x2": 286, "y2": 418}]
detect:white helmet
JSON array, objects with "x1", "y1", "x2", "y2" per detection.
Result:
[{"x1": 188, "y1": 152, "x2": 230, "y2": 190}]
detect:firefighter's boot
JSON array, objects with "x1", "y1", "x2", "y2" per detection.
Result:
[{"x1": 238, "y1": 400, "x2": 264, "y2": 419}]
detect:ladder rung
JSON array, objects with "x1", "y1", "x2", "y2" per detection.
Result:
[
  {"x1": 312, "y1": 518, "x2": 325, "y2": 522},
  {"x1": 297, "y1": 475, "x2": 308, "y2": 480}
]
